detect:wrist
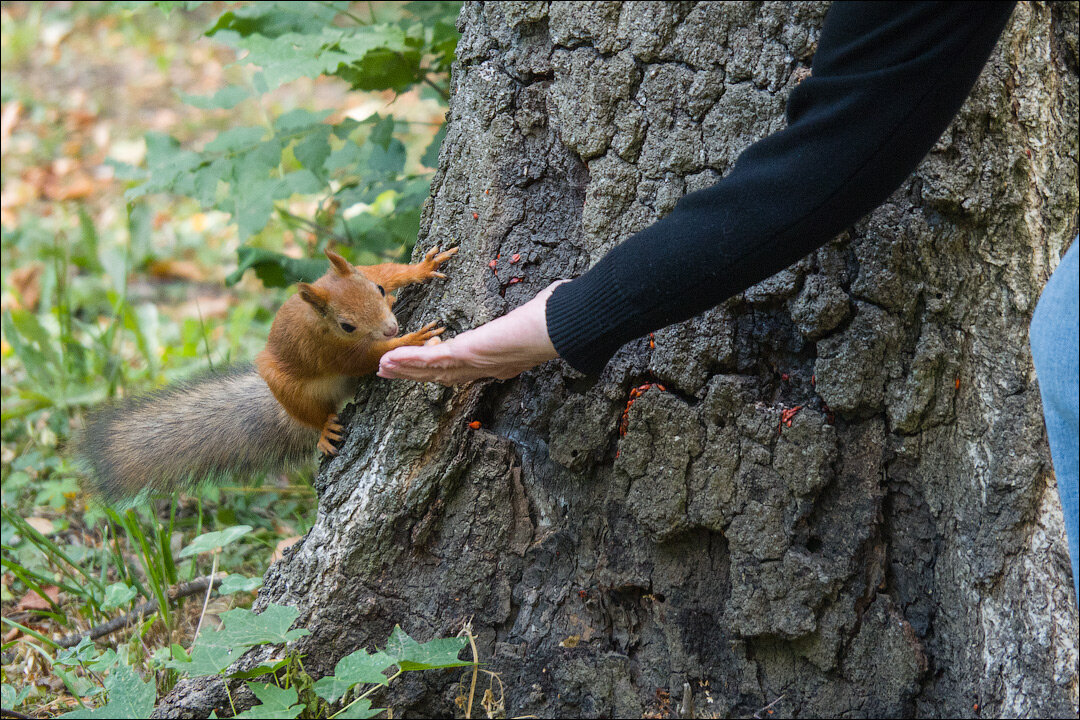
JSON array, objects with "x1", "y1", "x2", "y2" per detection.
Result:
[{"x1": 527, "y1": 280, "x2": 567, "y2": 362}]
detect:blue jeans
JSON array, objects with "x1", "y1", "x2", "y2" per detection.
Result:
[{"x1": 1029, "y1": 240, "x2": 1079, "y2": 602}]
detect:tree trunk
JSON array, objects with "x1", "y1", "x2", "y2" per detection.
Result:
[{"x1": 158, "y1": 2, "x2": 1079, "y2": 717}]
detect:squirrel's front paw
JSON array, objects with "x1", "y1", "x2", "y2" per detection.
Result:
[
  {"x1": 421, "y1": 246, "x2": 458, "y2": 280},
  {"x1": 318, "y1": 415, "x2": 344, "y2": 456},
  {"x1": 402, "y1": 320, "x2": 446, "y2": 346}
]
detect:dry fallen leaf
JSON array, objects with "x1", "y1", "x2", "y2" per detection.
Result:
[
  {"x1": 5, "y1": 263, "x2": 43, "y2": 311},
  {"x1": 170, "y1": 295, "x2": 232, "y2": 321},
  {"x1": 43, "y1": 172, "x2": 98, "y2": 201},
  {"x1": 0, "y1": 101, "x2": 23, "y2": 155},
  {"x1": 148, "y1": 259, "x2": 207, "y2": 283},
  {"x1": 24, "y1": 516, "x2": 55, "y2": 535},
  {"x1": 17, "y1": 585, "x2": 61, "y2": 611}
]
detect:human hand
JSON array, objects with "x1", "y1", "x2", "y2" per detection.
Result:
[{"x1": 377, "y1": 281, "x2": 567, "y2": 385}]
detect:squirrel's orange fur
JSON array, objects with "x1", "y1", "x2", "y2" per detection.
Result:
[
  {"x1": 255, "y1": 247, "x2": 453, "y2": 454},
  {"x1": 78, "y1": 246, "x2": 456, "y2": 500}
]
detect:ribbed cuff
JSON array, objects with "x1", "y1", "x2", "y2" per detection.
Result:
[{"x1": 545, "y1": 259, "x2": 639, "y2": 376}]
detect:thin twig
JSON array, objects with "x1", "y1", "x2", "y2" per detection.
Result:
[
  {"x1": 55, "y1": 575, "x2": 224, "y2": 648},
  {"x1": 753, "y1": 695, "x2": 785, "y2": 719},
  {"x1": 422, "y1": 75, "x2": 451, "y2": 102},
  {"x1": 315, "y1": 0, "x2": 367, "y2": 25},
  {"x1": 276, "y1": 207, "x2": 351, "y2": 246}
]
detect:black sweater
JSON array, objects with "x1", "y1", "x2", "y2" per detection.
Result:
[{"x1": 546, "y1": 1, "x2": 1017, "y2": 376}]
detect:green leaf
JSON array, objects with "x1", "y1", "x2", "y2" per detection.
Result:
[
  {"x1": 205, "y1": 127, "x2": 268, "y2": 154},
  {"x1": 178, "y1": 86, "x2": 252, "y2": 110},
  {"x1": 225, "y1": 247, "x2": 328, "y2": 288},
  {"x1": 229, "y1": 658, "x2": 289, "y2": 680},
  {"x1": 280, "y1": 170, "x2": 323, "y2": 196},
  {"x1": 54, "y1": 636, "x2": 98, "y2": 667},
  {"x1": 337, "y1": 698, "x2": 383, "y2": 719},
  {"x1": 273, "y1": 108, "x2": 332, "y2": 134},
  {"x1": 233, "y1": 683, "x2": 302, "y2": 720},
  {"x1": 404, "y1": 1, "x2": 463, "y2": 24},
  {"x1": 59, "y1": 663, "x2": 155, "y2": 718},
  {"x1": 421, "y1": 124, "x2": 447, "y2": 168},
  {"x1": 235, "y1": 137, "x2": 285, "y2": 187},
  {"x1": 332, "y1": 117, "x2": 361, "y2": 140},
  {"x1": 2, "y1": 310, "x2": 57, "y2": 390},
  {"x1": 294, "y1": 126, "x2": 333, "y2": 178},
  {"x1": 347, "y1": 47, "x2": 423, "y2": 93},
  {"x1": 367, "y1": 114, "x2": 395, "y2": 150},
  {"x1": 178, "y1": 525, "x2": 252, "y2": 558},
  {"x1": 131, "y1": 133, "x2": 202, "y2": 199},
  {"x1": 164, "y1": 625, "x2": 245, "y2": 677},
  {"x1": 193, "y1": 158, "x2": 231, "y2": 206},
  {"x1": 234, "y1": 32, "x2": 350, "y2": 89},
  {"x1": 219, "y1": 574, "x2": 263, "y2": 595},
  {"x1": 384, "y1": 626, "x2": 471, "y2": 671},
  {"x1": 334, "y1": 25, "x2": 425, "y2": 93},
  {"x1": 217, "y1": 604, "x2": 310, "y2": 647},
  {"x1": 1, "y1": 683, "x2": 32, "y2": 708},
  {"x1": 235, "y1": 178, "x2": 278, "y2": 239},
  {"x1": 100, "y1": 582, "x2": 138, "y2": 611},
  {"x1": 206, "y1": 3, "x2": 340, "y2": 39},
  {"x1": 88, "y1": 649, "x2": 119, "y2": 673},
  {"x1": 312, "y1": 649, "x2": 396, "y2": 702}
]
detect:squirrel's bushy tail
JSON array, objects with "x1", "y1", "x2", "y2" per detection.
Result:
[{"x1": 78, "y1": 365, "x2": 318, "y2": 502}]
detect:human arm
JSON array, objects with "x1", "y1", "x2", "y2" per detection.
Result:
[{"x1": 381, "y1": 1, "x2": 1016, "y2": 383}]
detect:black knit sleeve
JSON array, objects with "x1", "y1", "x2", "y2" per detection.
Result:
[{"x1": 546, "y1": 1, "x2": 1016, "y2": 375}]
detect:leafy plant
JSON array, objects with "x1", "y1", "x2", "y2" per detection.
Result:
[
  {"x1": 52, "y1": 604, "x2": 473, "y2": 719},
  {"x1": 117, "y1": 1, "x2": 462, "y2": 286}
]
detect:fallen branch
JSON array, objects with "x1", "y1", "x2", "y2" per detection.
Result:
[
  {"x1": 0, "y1": 708, "x2": 36, "y2": 719},
  {"x1": 56, "y1": 575, "x2": 225, "y2": 649}
]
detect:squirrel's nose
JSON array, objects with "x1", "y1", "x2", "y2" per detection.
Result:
[{"x1": 383, "y1": 320, "x2": 399, "y2": 338}]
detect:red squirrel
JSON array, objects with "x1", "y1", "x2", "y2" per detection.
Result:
[{"x1": 78, "y1": 246, "x2": 456, "y2": 501}]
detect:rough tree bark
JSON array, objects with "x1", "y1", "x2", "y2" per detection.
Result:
[{"x1": 158, "y1": 2, "x2": 1079, "y2": 717}]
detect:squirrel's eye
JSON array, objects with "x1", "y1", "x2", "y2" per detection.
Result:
[
  {"x1": 339, "y1": 322, "x2": 356, "y2": 333},
  {"x1": 377, "y1": 285, "x2": 386, "y2": 297}
]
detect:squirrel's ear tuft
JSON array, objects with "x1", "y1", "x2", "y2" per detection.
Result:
[
  {"x1": 324, "y1": 248, "x2": 354, "y2": 276},
  {"x1": 297, "y1": 282, "x2": 329, "y2": 312}
]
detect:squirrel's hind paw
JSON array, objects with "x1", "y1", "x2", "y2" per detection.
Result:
[{"x1": 318, "y1": 416, "x2": 344, "y2": 456}]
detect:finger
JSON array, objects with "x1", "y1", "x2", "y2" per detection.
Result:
[
  {"x1": 424, "y1": 247, "x2": 438, "y2": 262},
  {"x1": 424, "y1": 336, "x2": 443, "y2": 346},
  {"x1": 380, "y1": 344, "x2": 449, "y2": 373},
  {"x1": 430, "y1": 271, "x2": 446, "y2": 279},
  {"x1": 379, "y1": 362, "x2": 446, "y2": 382}
]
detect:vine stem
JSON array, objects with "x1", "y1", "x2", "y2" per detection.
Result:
[
  {"x1": 330, "y1": 670, "x2": 402, "y2": 719},
  {"x1": 466, "y1": 628, "x2": 479, "y2": 719},
  {"x1": 191, "y1": 552, "x2": 219, "y2": 645}
]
